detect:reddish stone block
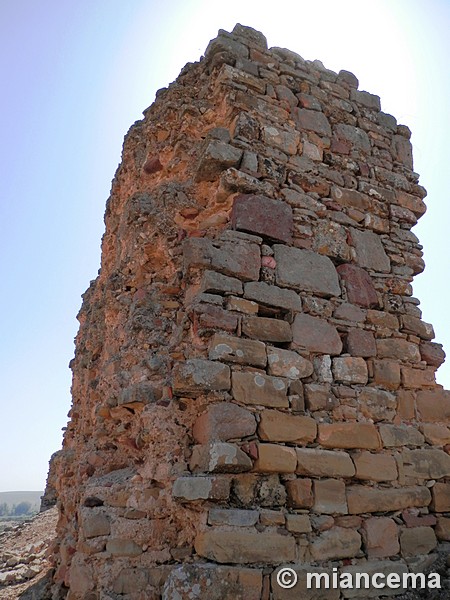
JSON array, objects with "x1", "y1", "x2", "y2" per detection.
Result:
[
  {"x1": 318, "y1": 423, "x2": 381, "y2": 450},
  {"x1": 292, "y1": 313, "x2": 342, "y2": 355},
  {"x1": 193, "y1": 402, "x2": 257, "y2": 444},
  {"x1": 431, "y1": 483, "x2": 450, "y2": 512},
  {"x1": 397, "y1": 389, "x2": 415, "y2": 420},
  {"x1": 286, "y1": 478, "x2": 313, "y2": 508},
  {"x1": 242, "y1": 316, "x2": 292, "y2": 343},
  {"x1": 401, "y1": 366, "x2": 436, "y2": 389},
  {"x1": 294, "y1": 108, "x2": 331, "y2": 136},
  {"x1": 231, "y1": 194, "x2": 293, "y2": 243},
  {"x1": 143, "y1": 156, "x2": 163, "y2": 174},
  {"x1": 195, "y1": 305, "x2": 238, "y2": 333},
  {"x1": 346, "y1": 329, "x2": 376, "y2": 357},
  {"x1": 402, "y1": 509, "x2": 436, "y2": 528},
  {"x1": 420, "y1": 341, "x2": 446, "y2": 367},
  {"x1": 362, "y1": 517, "x2": 399, "y2": 558},
  {"x1": 416, "y1": 389, "x2": 450, "y2": 423},
  {"x1": 372, "y1": 359, "x2": 401, "y2": 390},
  {"x1": 337, "y1": 264, "x2": 379, "y2": 308}
]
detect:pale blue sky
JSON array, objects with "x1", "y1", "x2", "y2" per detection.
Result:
[{"x1": 1, "y1": 0, "x2": 448, "y2": 491}]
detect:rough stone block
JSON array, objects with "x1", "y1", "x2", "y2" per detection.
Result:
[
  {"x1": 227, "y1": 296, "x2": 258, "y2": 314},
  {"x1": 332, "y1": 357, "x2": 368, "y2": 384},
  {"x1": 113, "y1": 568, "x2": 149, "y2": 594},
  {"x1": 163, "y1": 564, "x2": 263, "y2": 600},
  {"x1": 275, "y1": 245, "x2": 341, "y2": 297},
  {"x1": 195, "y1": 530, "x2": 296, "y2": 564},
  {"x1": 421, "y1": 423, "x2": 450, "y2": 446},
  {"x1": 313, "y1": 479, "x2": 348, "y2": 515},
  {"x1": 400, "y1": 526, "x2": 437, "y2": 557},
  {"x1": 254, "y1": 443, "x2": 297, "y2": 473},
  {"x1": 196, "y1": 303, "x2": 239, "y2": 333},
  {"x1": 209, "y1": 333, "x2": 267, "y2": 367},
  {"x1": 362, "y1": 517, "x2": 399, "y2": 558},
  {"x1": 259, "y1": 410, "x2": 317, "y2": 444},
  {"x1": 294, "y1": 108, "x2": 332, "y2": 136},
  {"x1": 313, "y1": 220, "x2": 351, "y2": 260},
  {"x1": 431, "y1": 482, "x2": 450, "y2": 511},
  {"x1": 397, "y1": 389, "x2": 415, "y2": 420},
  {"x1": 331, "y1": 186, "x2": 370, "y2": 210},
  {"x1": 208, "y1": 508, "x2": 259, "y2": 526},
  {"x1": 80, "y1": 509, "x2": 111, "y2": 539},
  {"x1": 286, "y1": 478, "x2": 313, "y2": 508},
  {"x1": 259, "y1": 509, "x2": 285, "y2": 526},
  {"x1": 353, "y1": 452, "x2": 398, "y2": 482},
  {"x1": 183, "y1": 237, "x2": 260, "y2": 282},
  {"x1": 379, "y1": 425, "x2": 424, "y2": 447},
  {"x1": 172, "y1": 476, "x2": 231, "y2": 502},
  {"x1": 286, "y1": 514, "x2": 311, "y2": 533},
  {"x1": 357, "y1": 388, "x2": 396, "y2": 423},
  {"x1": 337, "y1": 264, "x2": 379, "y2": 307},
  {"x1": 401, "y1": 366, "x2": 436, "y2": 389},
  {"x1": 195, "y1": 140, "x2": 243, "y2": 181},
  {"x1": 272, "y1": 566, "x2": 340, "y2": 600},
  {"x1": 200, "y1": 270, "x2": 243, "y2": 295},
  {"x1": 333, "y1": 123, "x2": 371, "y2": 153},
  {"x1": 190, "y1": 442, "x2": 253, "y2": 473},
  {"x1": 347, "y1": 486, "x2": 431, "y2": 514},
  {"x1": 244, "y1": 281, "x2": 302, "y2": 312},
  {"x1": 372, "y1": 359, "x2": 401, "y2": 390},
  {"x1": 310, "y1": 527, "x2": 361, "y2": 560},
  {"x1": 435, "y1": 517, "x2": 450, "y2": 541},
  {"x1": 242, "y1": 315, "x2": 292, "y2": 343},
  {"x1": 231, "y1": 194, "x2": 293, "y2": 243},
  {"x1": 172, "y1": 359, "x2": 230, "y2": 396},
  {"x1": 106, "y1": 539, "x2": 142, "y2": 556},
  {"x1": 419, "y1": 341, "x2": 446, "y2": 367},
  {"x1": 193, "y1": 402, "x2": 257, "y2": 443},
  {"x1": 376, "y1": 338, "x2": 421, "y2": 363},
  {"x1": 206, "y1": 33, "x2": 249, "y2": 59},
  {"x1": 232, "y1": 371, "x2": 288, "y2": 407},
  {"x1": 339, "y1": 561, "x2": 408, "y2": 598},
  {"x1": 304, "y1": 383, "x2": 337, "y2": 411},
  {"x1": 366, "y1": 309, "x2": 399, "y2": 330},
  {"x1": 334, "y1": 302, "x2": 366, "y2": 323},
  {"x1": 416, "y1": 389, "x2": 450, "y2": 423},
  {"x1": 346, "y1": 329, "x2": 376, "y2": 357},
  {"x1": 292, "y1": 313, "x2": 342, "y2": 355},
  {"x1": 402, "y1": 448, "x2": 450, "y2": 480},
  {"x1": 401, "y1": 315, "x2": 434, "y2": 340},
  {"x1": 351, "y1": 89, "x2": 381, "y2": 110},
  {"x1": 350, "y1": 228, "x2": 390, "y2": 273},
  {"x1": 318, "y1": 423, "x2": 381, "y2": 450},
  {"x1": 267, "y1": 346, "x2": 313, "y2": 379},
  {"x1": 296, "y1": 448, "x2": 355, "y2": 478},
  {"x1": 262, "y1": 125, "x2": 300, "y2": 155}
]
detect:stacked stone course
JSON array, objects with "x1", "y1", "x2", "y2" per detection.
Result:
[{"x1": 50, "y1": 24, "x2": 449, "y2": 599}]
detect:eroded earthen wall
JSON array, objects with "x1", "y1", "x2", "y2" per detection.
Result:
[{"x1": 51, "y1": 24, "x2": 450, "y2": 600}]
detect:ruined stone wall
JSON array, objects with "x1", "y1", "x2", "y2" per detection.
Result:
[{"x1": 51, "y1": 24, "x2": 450, "y2": 599}]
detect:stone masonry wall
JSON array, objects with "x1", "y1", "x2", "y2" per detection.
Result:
[{"x1": 50, "y1": 24, "x2": 450, "y2": 599}]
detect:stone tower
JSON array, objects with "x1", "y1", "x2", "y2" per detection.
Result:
[{"x1": 50, "y1": 24, "x2": 450, "y2": 599}]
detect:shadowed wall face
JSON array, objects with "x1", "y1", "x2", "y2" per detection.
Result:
[{"x1": 49, "y1": 24, "x2": 449, "y2": 600}]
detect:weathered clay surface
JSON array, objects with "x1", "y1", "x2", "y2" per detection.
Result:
[{"x1": 47, "y1": 23, "x2": 450, "y2": 600}]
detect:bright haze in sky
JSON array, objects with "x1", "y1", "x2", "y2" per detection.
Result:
[{"x1": 0, "y1": 0, "x2": 449, "y2": 491}]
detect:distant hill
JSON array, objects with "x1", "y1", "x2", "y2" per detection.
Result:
[{"x1": 0, "y1": 490, "x2": 43, "y2": 513}]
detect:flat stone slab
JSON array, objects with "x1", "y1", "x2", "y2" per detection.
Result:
[
  {"x1": 163, "y1": 564, "x2": 263, "y2": 600},
  {"x1": 232, "y1": 371, "x2": 288, "y2": 408},
  {"x1": 232, "y1": 194, "x2": 293, "y2": 243},
  {"x1": 292, "y1": 313, "x2": 342, "y2": 355},
  {"x1": 275, "y1": 245, "x2": 340, "y2": 298}
]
